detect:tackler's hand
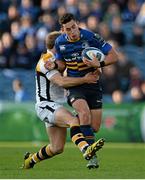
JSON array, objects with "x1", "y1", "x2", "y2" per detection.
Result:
[
  {"x1": 84, "y1": 72, "x2": 99, "y2": 83},
  {"x1": 44, "y1": 60, "x2": 56, "y2": 70}
]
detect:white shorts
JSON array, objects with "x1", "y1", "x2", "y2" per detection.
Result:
[{"x1": 35, "y1": 101, "x2": 63, "y2": 127}]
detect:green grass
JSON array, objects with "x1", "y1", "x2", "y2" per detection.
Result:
[{"x1": 0, "y1": 142, "x2": 145, "y2": 179}]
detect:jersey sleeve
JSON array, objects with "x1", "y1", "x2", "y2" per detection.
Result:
[
  {"x1": 36, "y1": 51, "x2": 60, "y2": 78},
  {"x1": 45, "y1": 69, "x2": 60, "y2": 80},
  {"x1": 92, "y1": 33, "x2": 112, "y2": 55}
]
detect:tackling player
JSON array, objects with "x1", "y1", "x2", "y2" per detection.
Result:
[{"x1": 22, "y1": 31, "x2": 105, "y2": 169}]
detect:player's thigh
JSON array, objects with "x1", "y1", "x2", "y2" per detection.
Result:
[
  {"x1": 91, "y1": 109, "x2": 102, "y2": 132},
  {"x1": 72, "y1": 99, "x2": 90, "y2": 113},
  {"x1": 67, "y1": 89, "x2": 90, "y2": 115},
  {"x1": 46, "y1": 126, "x2": 67, "y2": 153},
  {"x1": 35, "y1": 101, "x2": 64, "y2": 126},
  {"x1": 55, "y1": 107, "x2": 79, "y2": 126},
  {"x1": 67, "y1": 88, "x2": 91, "y2": 124}
]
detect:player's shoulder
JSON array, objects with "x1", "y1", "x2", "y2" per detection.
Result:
[
  {"x1": 80, "y1": 28, "x2": 94, "y2": 38},
  {"x1": 55, "y1": 33, "x2": 66, "y2": 44},
  {"x1": 81, "y1": 28, "x2": 103, "y2": 41}
]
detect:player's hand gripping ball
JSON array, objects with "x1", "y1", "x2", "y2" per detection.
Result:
[{"x1": 82, "y1": 47, "x2": 105, "y2": 62}]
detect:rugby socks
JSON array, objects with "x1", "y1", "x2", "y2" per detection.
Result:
[
  {"x1": 80, "y1": 125, "x2": 95, "y2": 145},
  {"x1": 31, "y1": 145, "x2": 54, "y2": 164},
  {"x1": 70, "y1": 125, "x2": 89, "y2": 152}
]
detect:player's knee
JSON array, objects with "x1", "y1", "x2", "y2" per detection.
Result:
[
  {"x1": 92, "y1": 125, "x2": 100, "y2": 133},
  {"x1": 79, "y1": 111, "x2": 91, "y2": 124},
  {"x1": 93, "y1": 127, "x2": 99, "y2": 133}
]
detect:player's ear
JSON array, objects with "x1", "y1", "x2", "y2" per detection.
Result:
[
  {"x1": 76, "y1": 21, "x2": 79, "y2": 25},
  {"x1": 61, "y1": 27, "x2": 64, "y2": 33}
]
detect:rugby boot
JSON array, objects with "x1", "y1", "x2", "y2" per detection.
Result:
[
  {"x1": 87, "y1": 155, "x2": 99, "y2": 169},
  {"x1": 83, "y1": 138, "x2": 105, "y2": 160},
  {"x1": 22, "y1": 152, "x2": 35, "y2": 169}
]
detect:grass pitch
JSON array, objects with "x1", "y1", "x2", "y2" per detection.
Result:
[{"x1": 0, "y1": 142, "x2": 145, "y2": 179}]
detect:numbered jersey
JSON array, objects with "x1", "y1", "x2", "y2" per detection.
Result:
[{"x1": 35, "y1": 50, "x2": 65, "y2": 103}]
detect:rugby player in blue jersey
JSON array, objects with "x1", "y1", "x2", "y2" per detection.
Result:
[{"x1": 52, "y1": 13, "x2": 118, "y2": 169}]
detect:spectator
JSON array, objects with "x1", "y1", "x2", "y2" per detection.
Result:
[
  {"x1": 112, "y1": 90, "x2": 124, "y2": 104},
  {"x1": 24, "y1": 34, "x2": 41, "y2": 67},
  {"x1": 135, "y1": 2, "x2": 145, "y2": 27},
  {"x1": 126, "y1": 86, "x2": 144, "y2": 102},
  {"x1": 115, "y1": 50, "x2": 134, "y2": 92},
  {"x1": 38, "y1": 13, "x2": 56, "y2": 32},
  {"x1": 40, "y1": 0, "x2": 58, "y2": 15},
  {"x1": 102, "y1": 64, "x2": 121, "y2": 95},
  {"x1": 86, "y1": 15, "x2": 99, "y2": 33},
  {"x1": 131, "y1": 24, "x2": 144, "y2": 47},
  {"x1": 19, "y1": 0, "x2": 40, "y2": 22},
  {"x1": 13, "y1": 43, "x2": 32, "y2": 69},
  {"x1": 103, "y1": 3, "x2": 121, "y2": 24},
  {"x1": 78, "y1": 1, "x2": 91, "y2": 22},
  {"x1": 121, "y1": 0, "x2": 139, "y2": 22},
  {"x1": 0, "y1": 40, "x2": 8, "y2": 68},
  {"x1": 110, "y1": 16, "x2": 126, "y2": 46},
  {"x1": 65, "y1": 0, "x2": 79, "y2": 16},
  {"x1": 12, "y1": 79, "x2": 30, "y2": 102},
  {"x1": 7, "y1": 4, "x2": 19, "y2": 24},
  {"x1": 10, "y1": 21, "x2": 21, "y2": 42},
  {"x1": 129, "y1": 66, "x2": 144, "y2": 89},
  {"x1": 19, "y1": 14, "x2": 35, "y2": 41},
  {"x1": 1, "y1": 32, "x2": 15, "y2": 68},
  {"x1": 98, "y1": 22, "x2": 111, "y2": 41}
]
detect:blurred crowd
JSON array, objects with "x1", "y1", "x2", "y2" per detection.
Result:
[{"x1": 0, "y1": 0, "x2": 145, "y2": 103}]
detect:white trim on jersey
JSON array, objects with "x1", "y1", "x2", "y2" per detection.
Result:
[
  {"x1": 40, "y1": 76, "x2": 47, "y2": 99},
  {"x1": 46, "y1": 69, "x2": 60, "y2": 80}
]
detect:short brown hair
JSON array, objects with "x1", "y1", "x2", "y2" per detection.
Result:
[
  {"x1": 59, "y1": 13, "x2": 76, "y2": 25},
  {"x1": 45, "y1": 31, "x2": 61, "y2": 49}
]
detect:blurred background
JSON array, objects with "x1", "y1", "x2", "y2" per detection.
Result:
[{"x1": 0, "y1": 0, "x2": 145, "y2": 142}]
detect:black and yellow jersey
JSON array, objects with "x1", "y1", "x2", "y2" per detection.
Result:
[{"x1": 35, "y1": 50, "x2": 64, "y2": 103}]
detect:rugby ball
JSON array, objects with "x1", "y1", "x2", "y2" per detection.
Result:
[{"x1": 82, "y1": 47, "x2": 105, "y2": 62}]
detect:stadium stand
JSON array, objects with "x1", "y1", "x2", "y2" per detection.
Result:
[{"x1": 0, "y1": 0, "x2": 145, "y2": 103}]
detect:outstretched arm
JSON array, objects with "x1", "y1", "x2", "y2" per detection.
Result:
[{"x1": 49, "y1": 72, "x2": 99, "y2": 88}]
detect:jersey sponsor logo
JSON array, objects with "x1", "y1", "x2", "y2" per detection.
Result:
[
  {"x1": 82, "y1": 42, "x2": 89, "y2": 49},
  {"x1": 64, "y1": 56, "x2": 82, "y2": 62},
  {"x1": 70, "y1": 97, "x2": 75, "y2": 103},
  {"x1": 72, "y1": 52, "x2": 80, "y2": 57},
  {"x1": 59, "y1": 45, "x2": 66, "y2": 51},
  {"x1": 64, "y1": 57, "x2": 77, "y2": 62},
  {"x1": 96, "y1": 100, "x2": 102, "y2": 103}
]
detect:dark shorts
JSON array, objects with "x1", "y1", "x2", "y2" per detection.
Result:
[{"x1": 66, "y1": 83, "x2": 103, "y2": 109}]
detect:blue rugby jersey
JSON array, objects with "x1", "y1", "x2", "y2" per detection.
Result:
[{"x1": 55, "y1": 28, "x2": 112, "y2": 77}]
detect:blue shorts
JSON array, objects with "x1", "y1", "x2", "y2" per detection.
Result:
[{"x1": 66, "y1": 83, "x2": 103, "y2": 109}]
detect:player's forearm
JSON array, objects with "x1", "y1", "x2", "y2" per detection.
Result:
[
  {"x1": 86, "y1": 48, "x2": 118, "y2": 69},
  {"x1": 103, "y1": 48, "x2": 118, "y2": 67},
  {"x1": 59, "y1": 77, "x2": 87, "y2": 88},
  {"x1": 56, "y1": 60, "x2": 66, "y2": 72}
]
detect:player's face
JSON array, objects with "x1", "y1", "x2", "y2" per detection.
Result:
[{"x1": 61, "y1": 20, "x2": 80, "y2": 41}]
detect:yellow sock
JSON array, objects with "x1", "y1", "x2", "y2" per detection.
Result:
[
  {"x1": 70, "y1": 126, "x2": 88, "y2": 152},
  {"x1": 32, "y1": 145, "x2": 54, "y2": 163}
]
